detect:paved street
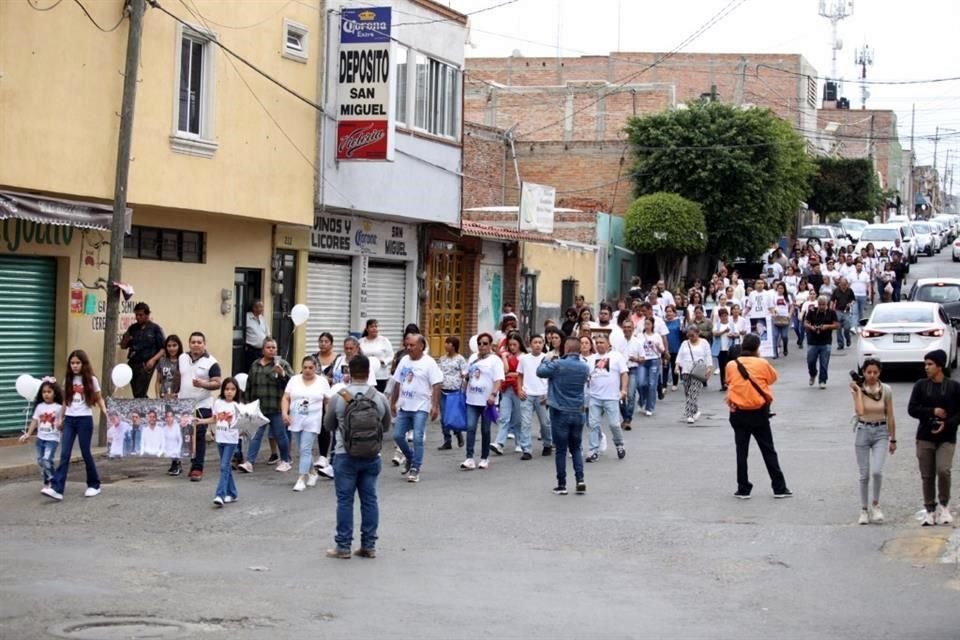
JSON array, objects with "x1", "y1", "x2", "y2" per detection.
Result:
[{"x1": 2, "y1": 255, "x2": 959, "y2": 640}]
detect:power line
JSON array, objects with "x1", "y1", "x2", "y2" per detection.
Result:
[
  {"x1": 174, "y1": 0, "x2": 295, "y2": 30},
  {"x1": 24, "y1": 0, "x2": 66, "y2": 11},
  {"x1": 757, "y1": 63, "x2": 960, "y2": 86},
  {"x1": 393, "y1": 0, "x2": 517, "y2": 27},
  {"x1": 71, "y1": 0, "x2": 127, "y2": 32}
]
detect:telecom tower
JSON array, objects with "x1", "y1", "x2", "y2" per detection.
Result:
[
  {"x1": 818, "y1": 0, "x2": 854, "y2": 101},
  {"x1": 854, "y1": 43, "x2": 874, "y2": 109}
]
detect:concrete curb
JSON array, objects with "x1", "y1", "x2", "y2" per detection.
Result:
[{"x1": 0, "y1": 448, "x2": 109, "y2": 482}]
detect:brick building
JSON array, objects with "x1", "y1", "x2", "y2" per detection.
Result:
[{"x1": 816, "y1": 107, "x2": 904, "y2": 199}]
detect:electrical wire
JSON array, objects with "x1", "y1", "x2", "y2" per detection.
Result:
[
  {"x1": 393, "y1": 0, "x2": 518, "y2": 27},
  {"x1": 756, "y1": 63, "x2": 960, "y2": 87},
  {"x1": 71, "y1": 0, "x2": 127, "y2": 32},
  {"x1": 174, "y1": 0, "x2": 295, "y2": 30},
  {"x1": 25, "y1": 0, "x2": 66, "y2": 11}
]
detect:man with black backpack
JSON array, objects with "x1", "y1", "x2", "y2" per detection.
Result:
[
  {"x1": 725, "y1": 334, "x2": 792, "y2": 500},
  {"x1": 322, "y1": 354, "x2": 392, "y2": 559}
]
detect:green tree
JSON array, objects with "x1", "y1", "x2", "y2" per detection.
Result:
[
  {"x1": 624, "y1": 192, "x2": 706, "y2": 287},
  {"x1": 625, "y1": 102, "x2": 814, "y2": 261},
  {"x1": 807, "y1": 157, "x2": 882, "y2": 217}
]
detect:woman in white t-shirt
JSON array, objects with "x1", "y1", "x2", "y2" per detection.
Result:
[
  {"x1": 359, "y1": 319, "x2": 394, "y2": 393},
  {"x1": 461, "y1": 333, "x2": 504, "y2": 471},
  {"x1": 42, "y1": 350, "x2": 108, "y2": 502},
  {"x1": 195, "y1": 378, "x2": 242, "y2": 507},
  {"x1": 631, "y1": 317, "x2": 665, "y2": 416},
  {"x1": 675, "y1": 326, "x2": 713, "y2": 425},
  {"x1": 771, "y1": 282, "x2": 793, "y2": 359},
  {"x1": 283, "y1": 356, "x2": 330, "y2": 492},
  {"x1": 20, "y1": 379, "x2": 63, "y2": 490}
]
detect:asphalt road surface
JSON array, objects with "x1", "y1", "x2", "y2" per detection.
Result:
[{"x1": 1, "y1": 252, "x2": 959, "y2": 639}]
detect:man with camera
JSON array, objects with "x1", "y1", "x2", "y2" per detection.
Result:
[
  {"x1": 908, "y1": 349, "x2": 960, "y2": 526},
  {"x1": 725, "y1": 334, "x2": 791, "y2": 500}
]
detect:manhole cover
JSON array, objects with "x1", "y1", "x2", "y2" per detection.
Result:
[{"x1": 48, "y1": 618, "x2": 189, "y2": 640}]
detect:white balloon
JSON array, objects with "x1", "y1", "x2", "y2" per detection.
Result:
[
  {"x1": 290, "y1": 304, "x2": 310, "y2": 327},
  {"x1": 15, "y1": 374, "x2": 40, "y2": 401},
  {"x1": 111, "y1": 363, "x2": 133, "y2": 389},
  {"x1": 469, "y1": 334, "x2": 479, "y2": 354},
  {"x1": 235, "y1": 373, "x2": 249, "y2": 392}
]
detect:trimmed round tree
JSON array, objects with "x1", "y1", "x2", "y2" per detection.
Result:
[{"x1": 624, "y1": 192, "x2": 707, "y2": 288}]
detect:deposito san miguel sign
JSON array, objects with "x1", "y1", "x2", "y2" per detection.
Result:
[{"x1": 337, "y1": 7, "x2": 394, "y2": 161}]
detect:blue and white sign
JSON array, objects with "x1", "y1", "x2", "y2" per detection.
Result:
[{"x1": 340, "y1": 7, "x2": 392, "y2": 44}]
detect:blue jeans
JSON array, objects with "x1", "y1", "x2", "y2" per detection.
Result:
[
  {"x1": 550, "y1": 409, "x2": 585, "y2": 487},
  {"x1": 465, "y1": 404, "x2": 492, "y2": 460},
  {"x1": 494, "y1": 388, "x2": 522, "y2": 447},
  {"x1": 246, "y1": 411, "x2": 290, "y2": 464},
  {"x1": 855, "y1": 295, "x2": 868, "y2": 323},
  {"x1": 837, "y1": 311, "x2": 853, "y2": 349},
  {"x1": 294, "y1": 431, "x2": 317, "y2": 475},
  {"x1": 333, "y1": 454, "x2": 381, "y2": 552},
  {"x1": 52, "y1": 415, "x2": 99, "y2": 494},
  {"x1": 216, "y1": 443, "x2": 238, "y2": 500},
  {"x1": 793, "y1": 313, "x2": 805, "y2": 346},
  {"x1": 588, "y1": 397, "x2": 625, "y2": 453},
  {"x1": 621, "y1": 368, "x2": 638, "y2": 423},
  {"x1": 772, "y1": 323, "x2": 790, "y2": 357},
  {"x1": 35, "y1": 438, "x2": 58, "y2": 484},
  {"x1": 520, "y1": 394, "x2": 552, "y2": 448},
  {"x1": 806, "y1": 344, "x2": 832, "y2": 383},
  {"x1": 393, "y1": 409, "x2": 428, "y2": 470},
  {"x1": 636, "y1": 359, "x2": 660, "y2": 412}
]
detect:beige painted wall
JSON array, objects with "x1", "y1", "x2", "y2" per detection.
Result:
[
  {"x1": 0, "y1": 0, "x2": 318, "y2": 225},
  {"x1": 523, "y1": 242, "x2": 598, "y2": 310}
]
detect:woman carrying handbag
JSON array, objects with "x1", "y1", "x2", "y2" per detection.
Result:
[{"x1": 676, "y1": 326, "x2": 713, "y2": 425}]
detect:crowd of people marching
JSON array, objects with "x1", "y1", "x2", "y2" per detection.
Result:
[{"x1": 17, "y1": 235, "x2": 959, "y2": 556}]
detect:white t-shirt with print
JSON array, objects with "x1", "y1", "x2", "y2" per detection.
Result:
[
  {"x1": 212, "y1": 398, "x2": 240, "y2": 445},
  {"x1": 285, "y1": 374, "x2": 329, "y2": 433},
  {"x1": 33, "y1": 402, "x2": 61, "y2": 442},
  {"x1": 772, "y1": 294, "x2": 791, "y2": 317},
  {"x1": 65, "y1": 375, "x2": 99, "y2": 417},
  {"x1": 517, "y1": 352, "x2": 548, "y2": 396},
  {"x1": 392, "y1": 354, "x2": 443, "y2": 413},
  {"x1": 850, "y1": 270, "x2": 870, "y2": 297},
  {"x1": 587, "y1": 350, "x2": 628, "y2": 401},
  {"x1": 107, "y1": 421, "x2": 130, "y2": 456},
  {"x1": 465, "y1": 354, "x2": 505, "y2": 407}
]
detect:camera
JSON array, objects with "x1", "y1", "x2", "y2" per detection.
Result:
[{"x1": 849, "y1": 369, "x2": 865, "y2": 386}]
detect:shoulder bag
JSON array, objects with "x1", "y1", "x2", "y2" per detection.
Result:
[
  {"x1": 734, "y1": 358, "x2": 775, "y2": 417},
  {"x1": 687, "y1": 342, "x2": 710, "y2": 383}
]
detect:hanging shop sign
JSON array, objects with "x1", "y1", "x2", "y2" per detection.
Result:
[{"x1": 336, "y1": 7, "x2": 394, "y2": 161}]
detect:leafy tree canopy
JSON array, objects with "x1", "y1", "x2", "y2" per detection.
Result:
[
  {"x1": 807, "y1": 157, "x2": 882, "y2": 216},
  {"x1": 625, "y1": 101, "x2": 814, "y2": 261},
  {"x1": 624, "y1": 193, "x2": 706, "y2": 287}
]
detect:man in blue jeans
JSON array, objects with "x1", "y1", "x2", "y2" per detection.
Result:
[
  {"x1": 390, "y1": 334, "x2": 442, "y2": 483},
  {"x1": 323, "y1": 355, "x2": 392, "y2": 559},
  {"x1": 804, "y1": 296, "x2": 840, "y2": 390},
  {"x1": 537, "y1": 337, "x2": 591, "y2": 495}
]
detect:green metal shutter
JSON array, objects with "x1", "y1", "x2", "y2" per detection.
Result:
[{"x1": 0, "y1": 256, "x2": 56, "y2": 434}]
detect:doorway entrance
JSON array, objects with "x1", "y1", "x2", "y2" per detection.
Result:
[{"x1": 232, "y1": 268, "x2": 263, "y2": 375}]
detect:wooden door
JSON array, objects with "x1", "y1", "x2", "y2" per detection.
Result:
[{"x1": 427, "y1": 248, "x2": 465, "y2": 355}]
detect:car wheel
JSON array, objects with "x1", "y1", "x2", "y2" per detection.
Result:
[{"x1": 954, "y1": 257, "x2": 960, "y2": 263}]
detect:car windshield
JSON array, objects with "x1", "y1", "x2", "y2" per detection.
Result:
[
  {"x1": 801, "y1": 227, "x2": 829, "y2": 238},
  {"x1": 861, "y1": 228, "x2": 899, "y2": 241},
  {"x1": 871, "y1": 307, "x2": 934, "y2": 324},
  {"x1": 843, "y1": 220, "x2": 867, "y2": 229},
  {"x1": 913, "y1": 223, "x2": 931, "y2": 233},
  {"x1": 916, "y1": 284, "x2": 960, "y2": 304}
]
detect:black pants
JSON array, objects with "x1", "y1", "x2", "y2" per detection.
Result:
[
  {"x1": 718, "y1": 350, "x2": 730, "y2": 388},
  {"x1": 191, "y1": 409, "x2": 211, "y2": 472},
  {"x1": 130, "y1": 362, "x2": 153, "y2": 398},
  {"x1": 243, "y1": 345, "x2": 260, "y2": 374},
  {"x1": 730, "y1": 408, "x2": 788, "y2": 495}
]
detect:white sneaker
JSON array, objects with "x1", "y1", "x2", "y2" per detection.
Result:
[
  {"x1": 514, "y1": 445, "x2": 522, "y2": 453},
  {"x1": 693, "y1": 411, "x2": 701, "y2": 421},
  {"x1": 275, "y1": 461, "x2": 292, "y2": 473},
  {"x1": 224, "y1": 496, "x2": 236, "y2": 504},
  {"x1": 478, "y1": 458, "x2": 490, "y2": 470},
  {"x1": 644, "y1": 410, "x2": 653, "y2": 417},
  {"x1": 460, "y1": 458, "x2": 476, "y2": 470},
  {"x1": 293, "y1": 476, "x2": 307, "y2": 492},
  {"x1": 84, "y1": 487, "x2": 101, "y2": 498},
  {"x1": 858, "y1": 510, "x2": 870, "y2": 525},
  {"x1": 405, "y1": 432, "x2": 414, "y2": 443},
  {"x1": 391, "y1": 452, "x2": 405, "y2": 467},
  {"x1": 871, "y1": 506, "x2": 885, "y2": 523},
  {"x1": 238, "y1": 462, "x2": 253, "y2": 474},
  {"x1": 687, "y1": 416, "x2": 695, "y2": 424},
  {"x1": 306, "y1": 473, "x2": 320, "y2": 487},
  {"x1": 938, "y1": 505, "x2": 954, "y2": 525},
  {"x1": 213, "y1": 496, "x2": 224, "y2": 507},
  {"x1": 507, "y1": 433, "x2": 515, "y2": 440},
  {"x1": 671, "y1": 385, "x2": 678, "y2": 391},
  {"x1": 922, "y1": 510, "x2": 936, "y2": 526},
  {"x1": 318, "y1": 464, "x2": 334, "y2": 479},
  {"x1": 41, "y1": 487, "x2": 63, "y2": 501},
  {"x1": 313, "y1": 456, "x2": 328, "y2": 470}
]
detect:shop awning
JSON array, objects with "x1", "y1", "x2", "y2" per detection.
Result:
[{"x1": 0, "y1": 190, "x2": 132, "y2": 233}]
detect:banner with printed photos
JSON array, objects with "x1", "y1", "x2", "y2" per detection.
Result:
[{"x1": 106, "y1": 399, "x2": 197, "y2": 459}]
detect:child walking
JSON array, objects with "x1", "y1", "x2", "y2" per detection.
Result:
[
  {"x1": 20, "y1": 379, "x2": 64, "y2": 492},
  {"x1": 195, "y1": 378, "x2": 242, "y2": 507},
  {"x1": 43, "y1": 350, "x2": 108, "y2": 501}
]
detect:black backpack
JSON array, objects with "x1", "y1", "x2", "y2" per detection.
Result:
[{"x1": 340, "y1": 390, "x2": 383, "y2": 458}]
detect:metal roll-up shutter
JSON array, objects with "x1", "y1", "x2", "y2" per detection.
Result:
[
  {"x1": 306, "y1": 260, "x2": 353, "y2": 350},
  {"x1": 366, "y1": 262, "x2": 408, "y2": 351},
  {"x1": 0, "y1": 256, "x2": 56, "y2": 434}
]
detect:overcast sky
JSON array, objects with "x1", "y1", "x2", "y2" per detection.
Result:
[{"x1": 448, "y1": 0, "x2": 960, "y2": 184}]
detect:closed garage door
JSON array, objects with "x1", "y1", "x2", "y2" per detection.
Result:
[
  {"x1": 366, "y1": 262, "x2": 407, "y2": 351},
  {"x1": 0, "y1": 256, "x2": 56, "y2": 434},
  {"x1": 306, "y1": 260, "x2": 352, "y2": 351}
]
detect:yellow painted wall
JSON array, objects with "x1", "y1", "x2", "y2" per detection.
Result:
[
  {"x1": 0, "y1": 0, "x2": 318, "y2": 225},
  {"x1": 523, "y1": 242, "x2": 598, "y2": 310}
]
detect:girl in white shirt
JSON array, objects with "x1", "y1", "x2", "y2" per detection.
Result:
[
  {"x1": 42, "y1": 350, "x2": 107, "y2": 502},
  {"x1": 359, "y1": 319, "x2": 394, "y2": 393},
  {"x1": 20, "y1": 380, "x2": 63, "y2": 490},
  {"x1": 675, "y1": 326, "x2": 713, "y2": 425},
  {"x1": 283, "y1": 356, "x2": 330, "y2": 492},
  {"x1": 195, "y1": 378, "x2": 242, "y2": 507}
]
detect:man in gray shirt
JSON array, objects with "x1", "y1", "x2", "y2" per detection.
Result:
[{"x1": 322, "y1": 354, "x2": 392, "y2": 559}]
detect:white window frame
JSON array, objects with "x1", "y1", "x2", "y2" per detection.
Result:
[
  {"x1": 395, "y1": 45, "x2": 409, "y2": 127},
  {"x1": 411, "y1": 54, "x2": 460, "y2": 141},
  {"x1": 170, "y1": 22, "x2": 218, "y2": 158},
  {"x1": 282, "y1": 18, "x2": 308, "y2": 63}
]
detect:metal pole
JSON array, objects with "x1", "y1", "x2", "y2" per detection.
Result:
[
  {"x1": 99, "y1": 0, "x2": 145, "y2": 446},
  {"x1": 908, "y1": 103, "x2": 914, "y2": 217}
]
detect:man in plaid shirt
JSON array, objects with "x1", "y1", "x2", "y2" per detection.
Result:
[{"x1": 238, "y1": 337, "x2": 295, "y2": 473}]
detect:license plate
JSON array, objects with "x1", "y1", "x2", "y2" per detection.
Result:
[{"x1": 893, "y1": 334, "x2": 910, "y2": 343}]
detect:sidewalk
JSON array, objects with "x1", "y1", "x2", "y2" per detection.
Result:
[{"x1": 0, "y1": 438, "x2": 107, "y2": 482}]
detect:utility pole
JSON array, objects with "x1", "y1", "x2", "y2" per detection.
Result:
[
  {"x1": 907, "y1": 103, "x2": 915, "y2": 217},
  {"x1": 99, "y1": 0, "x2": 145, "y2": 445},
  {"x1": 933, "y1": 125, "x2": 940, "y2": 178},
  {"x1": 854, "y1": 42, "x2": 873, "y2": 109},
  {"x1": 818, "y1": 0, "x2": 854, "y2": 95}
]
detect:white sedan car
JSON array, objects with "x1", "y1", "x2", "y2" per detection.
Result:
[
  {"x1": 953, "y1": 236, "x2": 960, "y2": 262},
  {"x1": 857, "y1": 302, "x2": 958, "y2": 370}
]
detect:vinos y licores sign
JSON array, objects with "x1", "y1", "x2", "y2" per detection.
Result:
[{"x1": 336, "y1": 7, "x2": 394, "y2": 161}]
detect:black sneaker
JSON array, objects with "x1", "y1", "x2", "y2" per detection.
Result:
[
  {"x1": 733, "y1": 491, "x2": 752, "y2": 500},
  {"x1": 520, "y1": 452, "x2": 533, "y2": 461},
  {"x1": 437, "y1": 441, "x2": 452, "y2": 451},
  {"x1": 616, "y1": 446, "x2": 626, "y2": 460},
  {"x1": 455, "y1": 432, "x2": 464, "y2": 448},
  {"x1": 166, "y1": 461, "x2": 177, "y2": 476},
  {"x1": 552, "y1": 486, "x2": 568, "y2": 495},
  {"x1": 575, "y1": 481, "x2": 586, "y2": 495},
  {"x1": 542, "y1": 446, "x2": 554, "y2": 456},
  {"x1": 266, "y1": 454, "x2": 280, "y2": 465},
  {"x1": 773, "y1": 489, "x2": 793, "y2": 499},
  {"x1": 400, "y1": 459, "x2": 412, "y2": 476},
  {"x1": 489, "y1": 443, "x2": 504, "y2": 456},
  {"x1": 585, "y1": 452, "x2": 599, "y2": 463},
  {"x1": 170, "y1": 462, "x2": 183, "y2": 477}
]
